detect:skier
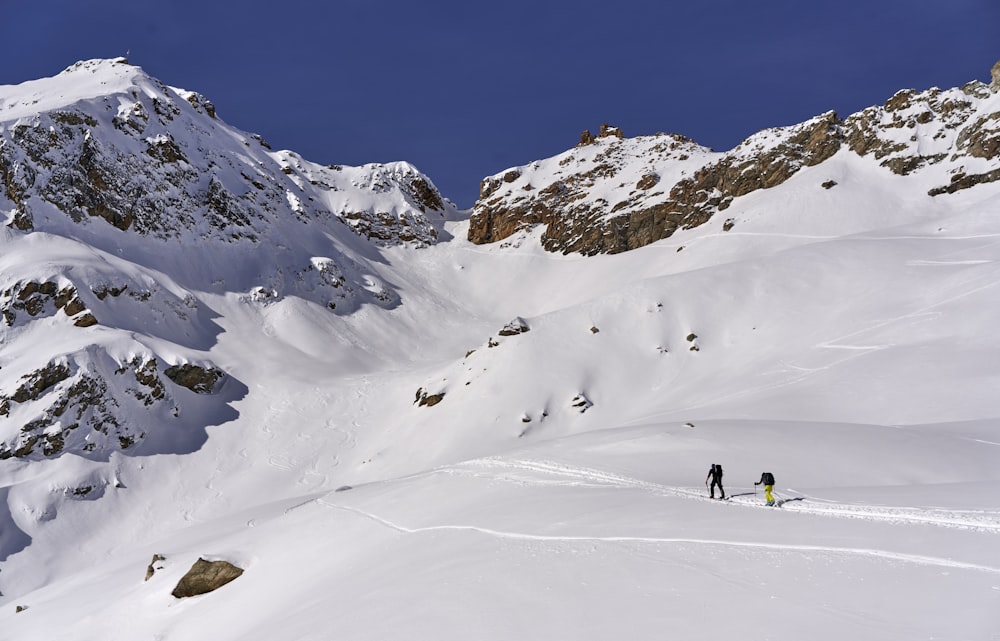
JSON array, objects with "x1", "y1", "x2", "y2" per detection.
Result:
[
  {"x1": 706, "y1": 463, "x2": 725, "y2": 499},
  {"x1": 755, "y1": 471, "x2": 776, "y2": 506}
]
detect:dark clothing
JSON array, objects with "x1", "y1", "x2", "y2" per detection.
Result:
[
  {"x1": 755, "y1": 472, "x2": 775, "y2": 505},
  {"x1": 706, "y1": 464, "x2": 725, "y2": 499},
  {"x1": 755, "y1": 472, "x2": 775, "y2": 486}
]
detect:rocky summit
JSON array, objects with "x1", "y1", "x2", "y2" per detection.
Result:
[{"x1": 469, "y1": 67, "x2": 1000, "y2": 255}]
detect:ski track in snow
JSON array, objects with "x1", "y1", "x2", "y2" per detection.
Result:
[
  {"x1": 447, "y1": 457, "x2": 1000, "y2": 533},
  {"x1": 319, "y1": 501, "x2": 1000, "y2": 576},
  {"x1": 302, "y1": 455, "x2": 1000, "y2": 579}
]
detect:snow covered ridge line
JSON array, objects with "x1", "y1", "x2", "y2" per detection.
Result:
[
  {"x1": 0, "y1": 57, "x2": 454, "y2": 248},
  {"x1": 469, "y1": 60, "x2": 1000, "y2": 255}
]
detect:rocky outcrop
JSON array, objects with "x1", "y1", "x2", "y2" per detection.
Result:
[
  {"x1": 164, "y1": 364, "x2": 224, "y2": 394},
  {"x1": 579, "y1": 123, "x2": 624, "y2": 146},
  {"x1": 1, "y1": 281, "x2": 93, "y2": 327},
  {"x1": 470, "y1": 62, "x2": 1000, "y2": 255},
  {"x1": 415, "y1": 387, "x2": 445, "y2": 407},
  {"x1": 171, "y1": 558, "x2": 244, "y2": 598},
  {"x1": 470, "y1": 113, "x2": 844, "y2": 255},
  {"x1": 498, "y1": 317, "x2": 530, "y2": 336},
  {"x1": 0, "y1": 353, "x2": 228, "y2": 461}
]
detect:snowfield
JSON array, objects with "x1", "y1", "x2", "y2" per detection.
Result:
[{"x1": 1, "y1": 60, "x2": 999, "y2": 640}]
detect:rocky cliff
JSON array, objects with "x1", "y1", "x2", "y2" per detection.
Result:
[{"x1": 469, "y1": 63, "x2": 1000, "y2": 255}]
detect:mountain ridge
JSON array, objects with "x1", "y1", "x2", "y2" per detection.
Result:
[{"x1": 469, "y1": 63, "x2": 1000, "y2": 255}]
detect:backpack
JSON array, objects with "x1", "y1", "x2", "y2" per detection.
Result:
[
  {"x1": 715, "y1": 464, "x2": 723, "y2": 479},
  {"x1": 762, "y1": 472, "x2": 774, "y2": 485}
]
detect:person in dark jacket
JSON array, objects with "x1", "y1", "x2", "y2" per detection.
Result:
[
  {"x1": 755, "y1": 472, "x2": 776, "y2": 506},
  {"x1": 706, "y1": 464, "x2": 725, "y2": 499}
]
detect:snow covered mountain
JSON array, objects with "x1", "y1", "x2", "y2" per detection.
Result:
[
  {"x1": 0, "y1": 58, "x2": 457, "y2": 463},
  {"x1": 470, "y1": 61, "x2": 1000, "y2": 255},
  {"x1": 1, "y1": 59, "x2": 999, "y2": 640}
]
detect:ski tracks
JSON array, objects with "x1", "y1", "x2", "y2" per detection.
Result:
[
  {"x1": 319, "y1": 501, "x2": 1000, "y2": 576},
  {"x1": 311, "y1": 456, "x2": 1000, "y2": 576},
  {"x1": 453, "y1": 457, "x2": 1000, "y2": 533}
]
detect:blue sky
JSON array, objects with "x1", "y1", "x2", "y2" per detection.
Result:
[{"x1": 2, "y1": 0, "x2": 997, "y2": 207}]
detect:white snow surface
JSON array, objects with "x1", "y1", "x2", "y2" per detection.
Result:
[{"x1": 0, "y1": 60, "x2": 999, "y2": 640}]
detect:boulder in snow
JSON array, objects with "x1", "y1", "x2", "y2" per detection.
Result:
[{"x1": 171, "y1": 558, "x2": 244, "y2": 598}]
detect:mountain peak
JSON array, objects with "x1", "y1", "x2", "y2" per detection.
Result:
[
  {"x1": 1, "y1": 58, "x2": 156, "y2": 123},
  {"x1": 58, "y1": 57, "x2": 134, "y2": 76}
]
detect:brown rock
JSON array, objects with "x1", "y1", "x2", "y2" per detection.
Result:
[
  {"x1": 164, "y1": 364, "x2": 224, "y2": 393},
  {"x1": 171, "y1": 558, "x2": 244, "y2": 598},
  {"x1": 146, "y1": 554, "x2": 166, "y2": 581}
]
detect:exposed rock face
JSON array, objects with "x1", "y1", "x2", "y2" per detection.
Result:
[
  {"x1": 0, "y1": 353, "x2": 226, "y2": 460},
  {"x1": 171, "y1": 558, "x2": 244, "y2": 598},
  {"x1": 991, "y1": 60, "x2": 1000, "y2": 91},
  {"x1": 164, "y1": 364, "x2": 225, "y2": 394},
  {"x1": 470, "y1": 113, "x2": 843, "y2": 255},
  {"x1": 470, "y1": 64, "x2": 1000, "y2": 255},
  {"x1": 2, "y1": 281, "x2": 92, "y2": 326}
]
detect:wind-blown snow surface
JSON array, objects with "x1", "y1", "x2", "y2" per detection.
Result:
[{"x1": 2, "y1": 71, "x2": 1000, "y2": 639}]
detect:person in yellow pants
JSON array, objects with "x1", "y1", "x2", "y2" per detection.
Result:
[{"x1": 755, "y1": 472, "x2": 776, "y2": 506}]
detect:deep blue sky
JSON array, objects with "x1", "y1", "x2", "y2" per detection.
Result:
[{"x1": 2, "y1": 1, "x2": 997, "y2": 207}]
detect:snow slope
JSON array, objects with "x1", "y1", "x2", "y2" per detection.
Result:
[{"x1": 0, "y1": 60, "x2": 999, "y2": 640}]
